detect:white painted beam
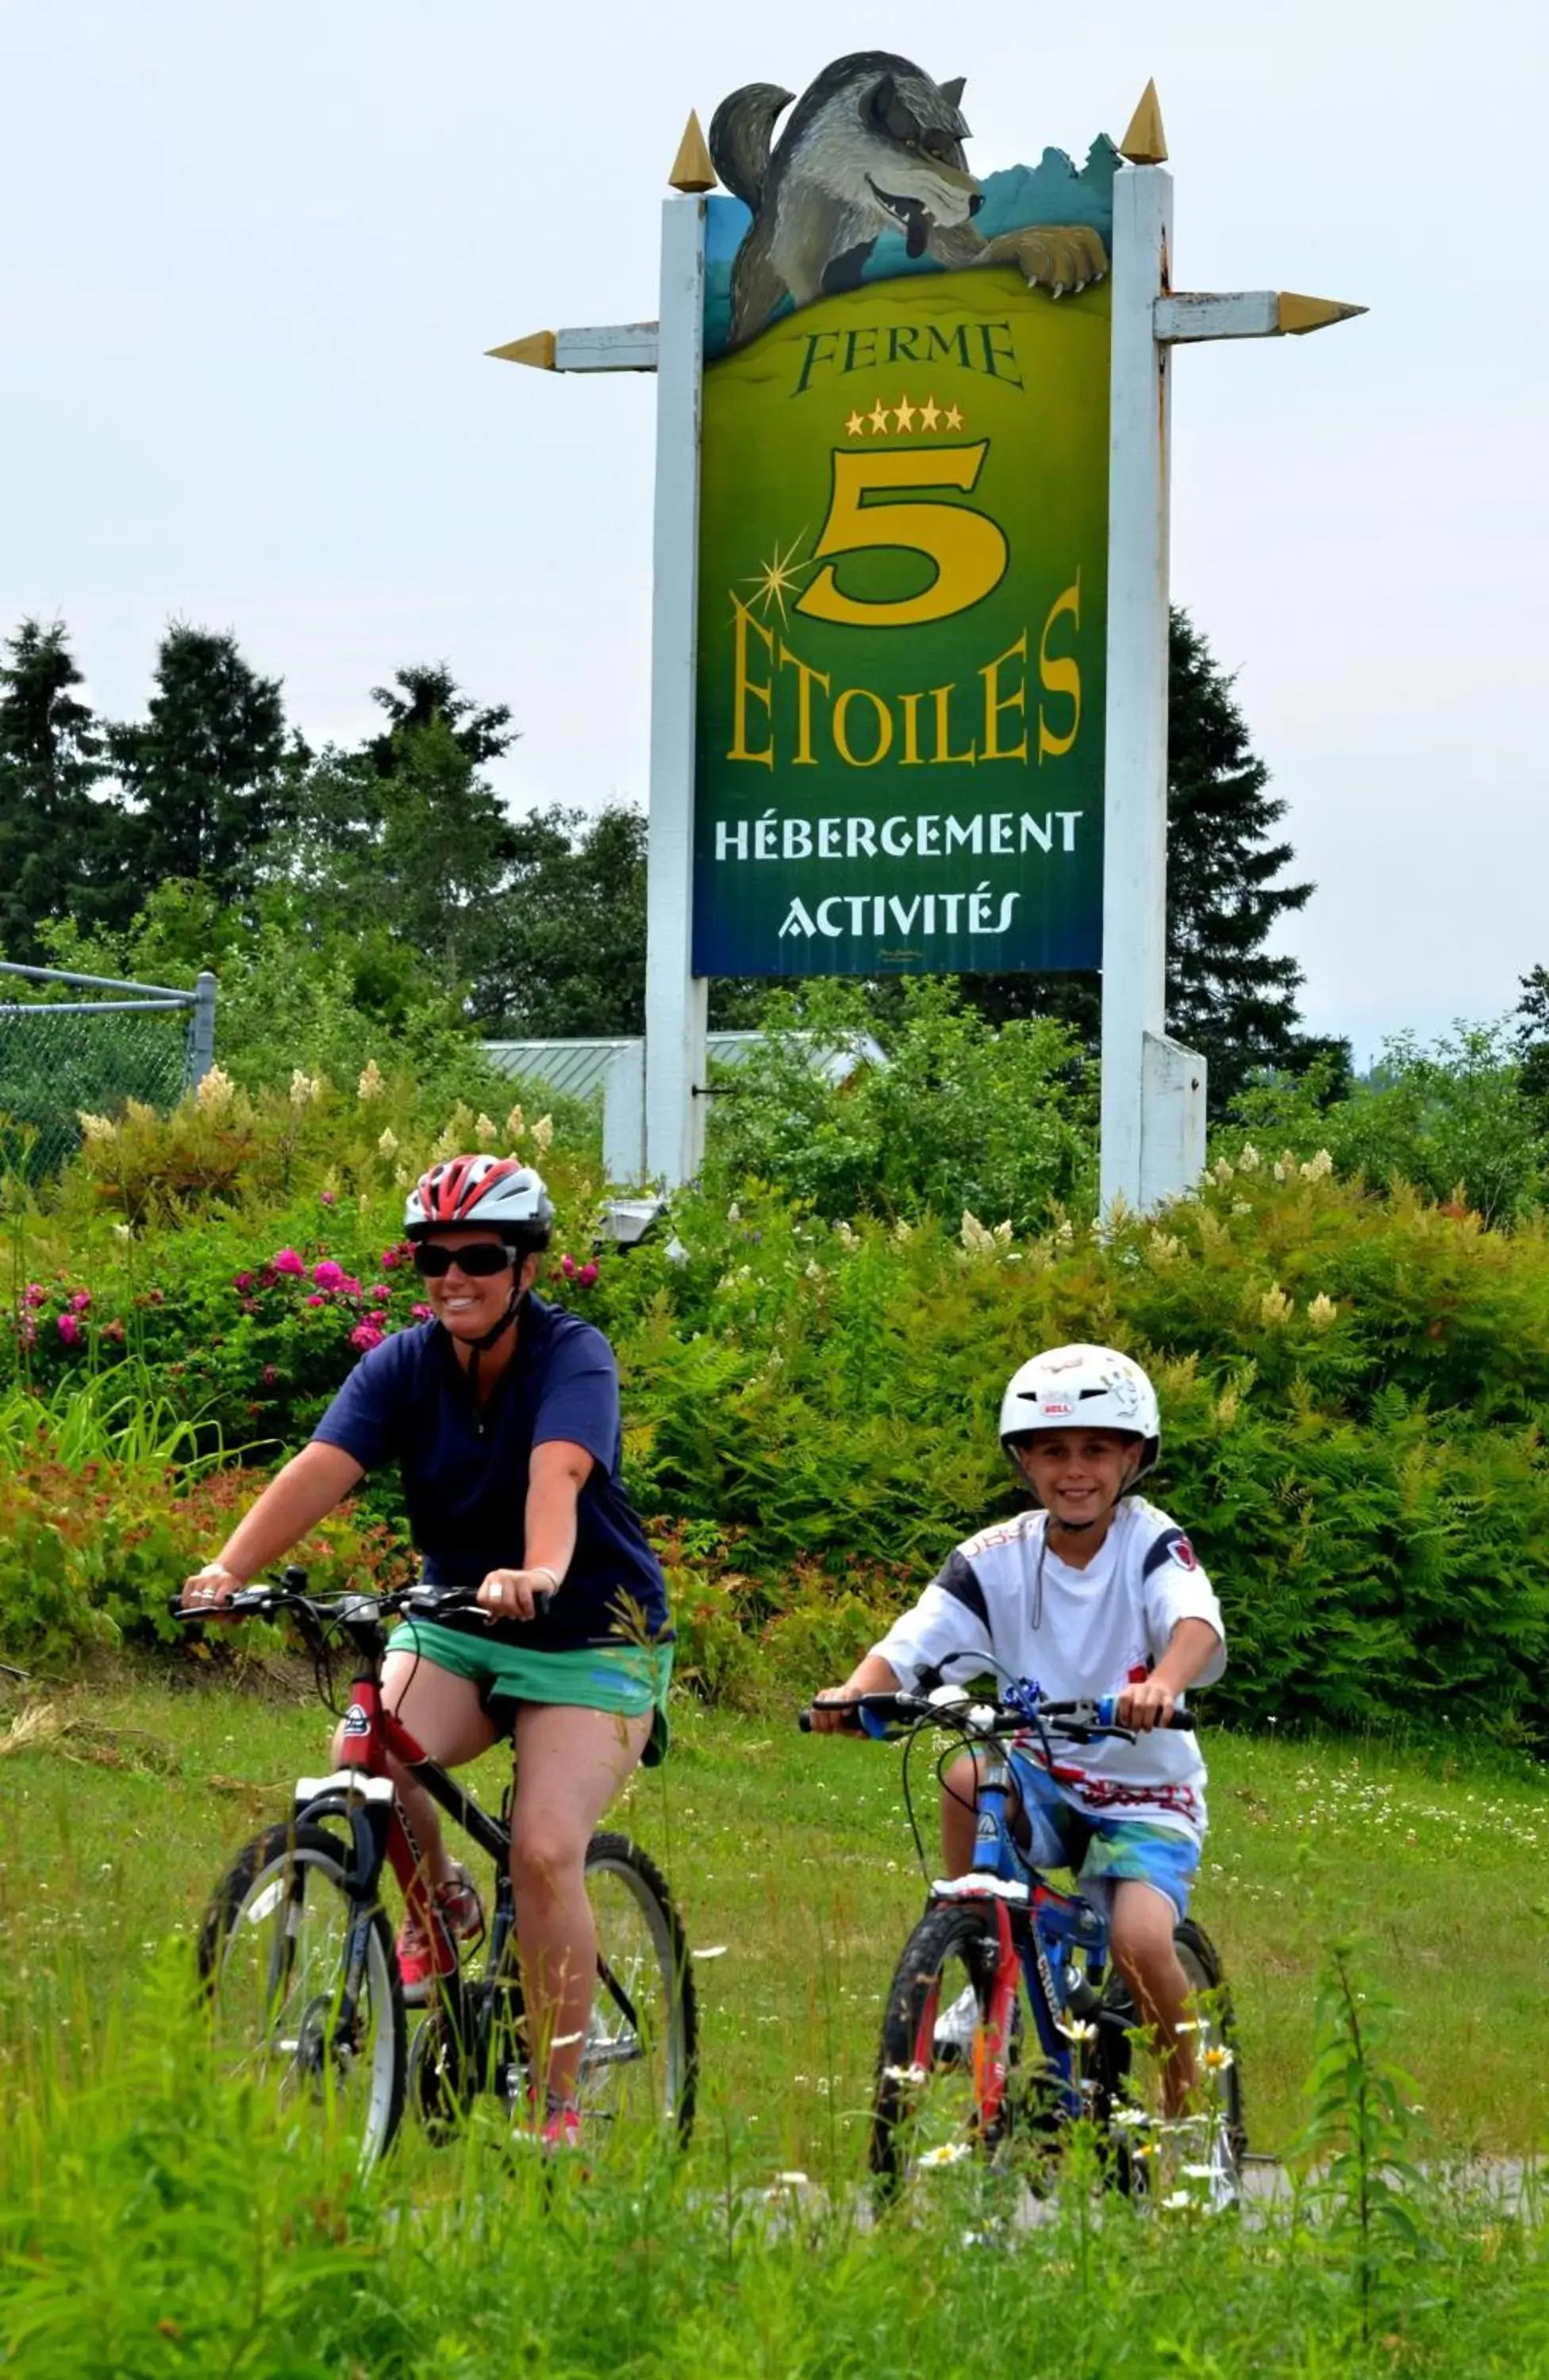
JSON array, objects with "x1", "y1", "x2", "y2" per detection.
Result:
[
  {"x1": 1155, "y1": 290, "x2": 1366, "y2": 344},
  {"x1": 643, "y1": 198, "x2": 708, "y2": 1187},
  {"x1": 1100, "y1": 164, "x2": 1176, "y2": 1217},
  {"x1": 555, "y1": 322, "x2": 659, "y2": 372}
]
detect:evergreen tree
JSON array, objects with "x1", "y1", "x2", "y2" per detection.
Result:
[
  {"x1": 109, "y1": 624, "x2": 295, "y2": 897},
  {"x1": 1514, "y1": 965, "x2": 1549, "y2": 1120},
  {"x1": 367, "y1": 664, "x2": 516, "y2": 773},
  {"x1": 0, "y1": 618, "x2": 118, "y2": 959},
  {"x1": 961, "y1": 609, "x2": 1324, "y2": 1111}
]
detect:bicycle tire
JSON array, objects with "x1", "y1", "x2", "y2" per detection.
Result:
[
  {"x1": 869, "y1": 1900, "x2": 1010, "y2": 2200},
  {"x1": 198, "y1": 1820, "x2": 406, "y2": 2171},
  {"x1": 578, "y1": 1832, "x2": 698, "y2": 2151},
  {"x1": 1094, "y1": 1915, "x2": 1246, "y2": 2192}
]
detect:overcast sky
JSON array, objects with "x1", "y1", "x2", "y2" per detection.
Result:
[{"x1": 2, "y1": 0, "x2": 1543, "y2": 1060}]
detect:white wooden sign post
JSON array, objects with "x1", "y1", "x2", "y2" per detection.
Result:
[{"x1": 491, "y1": 83, "x2": 1362, "y2": 1211}]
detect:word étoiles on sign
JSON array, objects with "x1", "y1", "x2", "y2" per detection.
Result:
[{"x1": 727, "y1": 581, "x2": 1086, "y2": 773}]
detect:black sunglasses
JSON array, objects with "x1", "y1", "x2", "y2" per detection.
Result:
[{"x1": 412, "y1": 1242, "x2": 517, "y2": 1280}]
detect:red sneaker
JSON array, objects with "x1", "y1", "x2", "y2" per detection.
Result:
[
  {"x1": 396, "y1": 1864, "x2": 483, "y2": 2006},
  {"x1": 539, "y1": 2104, "x2": 585, "y2": 2155}
]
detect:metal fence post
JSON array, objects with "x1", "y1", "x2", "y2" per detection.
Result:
[{"x1": 190, "y1": 971, "x2": 217, "y2": 1088}]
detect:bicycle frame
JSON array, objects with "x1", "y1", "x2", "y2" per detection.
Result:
[
  {"x1": 286, "y1": 1624, "x2": 650, "y2": 2092},
  {"x1": 920, "y1": 1729, "x2": 1113, "y2": 2129}
]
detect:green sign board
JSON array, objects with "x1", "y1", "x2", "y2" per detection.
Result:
[{"x1": 692, "y1": 63, "x2": 1114, "y2": 979}]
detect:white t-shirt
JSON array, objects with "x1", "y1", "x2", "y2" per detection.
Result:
[{"x1": 871, "y1": 1499, "x2": 1226, "y2": 1842}]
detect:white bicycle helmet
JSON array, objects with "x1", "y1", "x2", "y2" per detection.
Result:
[
  {"x1": 405, "y1": 1155, "x2": 553, "y2": 1246},
  {"x1": 997, "y1": 1343, "x2": 1160, "y2": 1480}
]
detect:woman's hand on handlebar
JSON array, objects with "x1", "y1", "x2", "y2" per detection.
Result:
[
  {"x1": 475, "y1": 1567, "x2": 556, "y2": 1624},
  {"x1": 180, "y1": 1562, "x2": 247, "y2": 1611}
]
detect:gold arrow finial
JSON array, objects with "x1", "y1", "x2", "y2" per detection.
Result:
[
  {"x1": 1120, "y1": 79, "x2": 1168, "y2": 164},
  {"x1": 1276, "y1": 291, "x2": 1368, "y2": 335},
  {"x1": 486, "y1": 331, "x2": 556, "y2": 370},
  {"x1": 669, "y1": 109, "x2": 717, "y2": 193}
]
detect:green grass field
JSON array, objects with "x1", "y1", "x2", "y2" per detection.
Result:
[
  {"x1": 4, "y1": 1670, "x2": 1546, "y2": 2167},
  {"x1": 6, "y1": 1670, "x2": 1549, "y2": 2375}
]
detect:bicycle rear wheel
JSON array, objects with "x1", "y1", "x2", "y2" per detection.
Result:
[
  {"x1": 578, "y1": 1832, "x2": 697, "y2": 2153},
  {"x1": 1094, "y1": 1915, "x2": 1245, "y2": 2199},
  {"x1": 198, "y1": 1821, "x2": 406, "y2": 2171},
  {"x1": 869, "y1": 1901, "x2": 1016, "y2": 2201}
]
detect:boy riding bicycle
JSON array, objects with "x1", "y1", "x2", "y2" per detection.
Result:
[{"x1": 813, "y1": 1344, "x2": 1224, "y2": 2113}]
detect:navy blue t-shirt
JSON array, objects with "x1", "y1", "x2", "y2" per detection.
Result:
[{"x1": 312, "y1": 1294, "x2": 670, "y2": 1653}]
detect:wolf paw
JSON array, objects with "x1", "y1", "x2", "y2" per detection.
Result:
[{"x1": 982, "y1": 223, "x2": 1107, "y2": 298}]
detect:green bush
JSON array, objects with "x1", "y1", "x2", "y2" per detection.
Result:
[
  {"x1": 1226, "y1": 1023, "x2": 1547, "y2": 1225},
  {"x1": 705, "y1": 977, "x2": 1095, "y2": 1230},
  {"x1": 9, "y1": 1088, "x2": 1549, "y2": 1749}
]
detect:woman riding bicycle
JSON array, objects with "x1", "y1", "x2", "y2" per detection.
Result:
[{"x1": 182, "y1": 1154, "x2": 672, "y2": 2151}]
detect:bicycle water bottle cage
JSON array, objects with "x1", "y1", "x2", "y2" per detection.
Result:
[{"x1": 1002, "y1": 1678, "x2": 1044, "y2": 1725}]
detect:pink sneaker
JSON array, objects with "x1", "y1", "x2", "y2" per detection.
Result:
[
  {"x1": 396, "y1": 1864, "x2": 483, "y2": 2005},
  {"x1": 539, "y1": 2104, "x2": 585, "y2": 2155}
]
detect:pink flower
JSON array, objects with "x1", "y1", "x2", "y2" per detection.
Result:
[
  {"x1": 68, "y1": 1290, "x2": 92, "y2": 1313},
  {"x1": 232, "y1": 1271, "x2": 255, "y2": 1292},
  {"x1": 367, "y1": 1283, "x2": 390, "y2": 1302},
  {"x1": 348, "y1": 1321, "x2": 385, "y2": 1353},
  {"x1": 19, "y1": 1319, "x2": 36, "y2": 1349},
  {"x1": 578, "y1": 1261, "x2": 599, "y2": 1290},
  {"x1": 102, "y1": 1317, "x2": 125, "y2": 1343},
  {"x1": 260, "y1": 1364, "x2": 279, "y2": 1387},
  {"x1": 381, "y1": 1246, "x2": 402, "y2": 1269},
  {"x1": 320, "y1": 1190, "x2": 337, "y2": 1207},
  {"x1": 273, "y1": 1248, "x2": 306, "y2": 1276},
  {"x1": 305, "y1": 1293, "x2": 327, "y2": 1308},
  {"x1": 559, "y1": 1252, "x2": 577, "y2": 1280},
  {"x1": 23, "y1": 1284, "x2": 47, "y2": 1308},
  {"x1": 57, "y1": 1312, "x2": 83, "y2": 1346},
  {"x1": 367, "y1": 1309, "x2": 389, "y2": 1330},
  {"x1": 340, "y1": 1274, "x2": 362, "y2": 1298},
  {"x1": 411, "y1": 1302, "x2": 434, "y2": 1322},
  {"x1": 312, "y1": 1260, "x2": 345, "y2": 1292}
]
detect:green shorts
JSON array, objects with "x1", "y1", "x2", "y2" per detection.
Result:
[{"x1": 386, "y1": 1621, "x2": 674, "y2": 1768}]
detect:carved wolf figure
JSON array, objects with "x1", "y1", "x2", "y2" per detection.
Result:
[{"x1": 709, "y1": 52, "x2": 1107, "y2": 351}]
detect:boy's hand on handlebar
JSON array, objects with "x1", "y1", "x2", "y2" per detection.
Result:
[
  {"x1": 475, "y1": 1568, "x2": 555, "y2": 1624},
  {"x1": 808, "y1": 1692, "x2": 863, "y2": 1735},
  {"x1": 181, "y1": 1563, "x2": 246, "y2": 1610},
  {"x1": 1117, "y1": 1677, "x2": 1176, "y2": 1732}
]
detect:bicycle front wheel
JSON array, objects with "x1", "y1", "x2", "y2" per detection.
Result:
[
  {"x1": 869, "y1": 1900, "x2": 1014, "y2": 2200},
  {"x1": 578, "y1": 1832, "x2": 697, "y2": 2154},
  {"x1": 198, "y1": 1821, "x2": 406, "y2": 2171}
]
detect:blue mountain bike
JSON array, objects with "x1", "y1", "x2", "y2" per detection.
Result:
[{"x1": 805, "y1": 1676, "x2": 1244, "y2": 2202}]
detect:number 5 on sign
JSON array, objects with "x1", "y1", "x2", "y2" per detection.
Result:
[{"x1": 796, "y1": 443, "x2": 1009, "y2": 629}]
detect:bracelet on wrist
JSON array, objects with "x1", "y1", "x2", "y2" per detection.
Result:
[{"x1": 530, "y1": 1565, "x2": 561, "y2": 1594}]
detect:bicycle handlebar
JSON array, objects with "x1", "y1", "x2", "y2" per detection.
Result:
[
  {"x1": 798, "y1": 1687, "x2": 1196, "y2": 1742},
  {"x1": 168, "y1": 1572, "x2": 552, "y2": 1628}
]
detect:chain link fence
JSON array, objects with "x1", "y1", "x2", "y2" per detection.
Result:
[{"x1": 0, "y1": 962, "x2": 216, "y2": 1177}]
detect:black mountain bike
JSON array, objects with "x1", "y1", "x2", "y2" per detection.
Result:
[{"x1": 176, "y1": 1569, "x2": 697, "y2": 2170}]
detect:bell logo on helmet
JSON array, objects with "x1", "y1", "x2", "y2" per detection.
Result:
[{"x1": 1042, "y1": 1399, "x2": 1073, "y2": 1417}]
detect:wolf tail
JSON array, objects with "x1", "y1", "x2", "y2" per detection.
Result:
[{"x1": 708, "y1": 83, "x2": 795, "y2": 209}]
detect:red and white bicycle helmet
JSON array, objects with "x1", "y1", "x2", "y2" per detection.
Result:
[
  {"x1": 997, "y1": 1343, "x2": 1160, "y2": 1480},
  {"x1": 404, "y1": 1156, "x2": 554, "y2": 1247}
]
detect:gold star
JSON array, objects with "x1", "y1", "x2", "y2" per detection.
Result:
[
  {"x1": 918, "y1": 394, "x2": 941, "y2": 430},
  {"x1": 944, "y1": 402, "x2": 964, "y2": 431},
  {"x1": 845, "y1": 409, "x2": 865, "y2": 438},
  {"x1": 893, "y1": 393, "x2": 917, "y2": 432},
  {"x1": 740, "y1": 532, "x2": 810, "y2": 624},
  {"x1": 868, "y1": 397, "x2": 890, "y2": 434}
]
